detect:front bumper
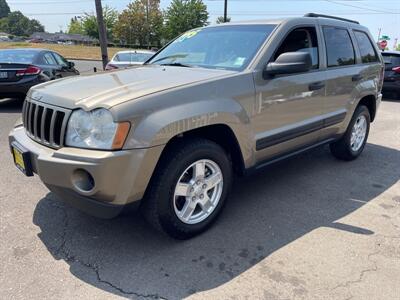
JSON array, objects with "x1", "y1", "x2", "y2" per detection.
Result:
[{"x1": 9, "y1": 126, "x2": 164, "y2": 218}]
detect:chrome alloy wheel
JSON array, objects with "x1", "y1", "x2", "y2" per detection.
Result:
[
  {"x1": 173, "y1": 159, "x2": 223, "y2": 224},
  {"x1": 350, "y1": 115, "x2": 367, "y2": 152}
]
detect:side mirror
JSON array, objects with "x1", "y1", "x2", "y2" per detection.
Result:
[
  {"x1": 264, "y1": 52, "x2": 312, "y2": 77},
  {"x1": 67, "y1": 61, "x2": 75, "y2": 68}
]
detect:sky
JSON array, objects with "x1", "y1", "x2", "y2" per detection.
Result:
[{"x1": 6, "y1": 0, "x2": 400, "y2": 49}]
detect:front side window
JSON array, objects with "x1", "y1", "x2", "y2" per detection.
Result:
[
  {"x1": 323, "y1": 27, "x2": 355, "y2": 67},
  {"x1": 274, "y1": 27, "x2": 319, "y2": 69},
  {"x1": 147, "y1": 25, "x2": 276, "y2": 71},
  {"x1": 354, "y1": 31, "x2": 378, "y2": 63}
]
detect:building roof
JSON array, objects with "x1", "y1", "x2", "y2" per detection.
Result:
[{"x1": 30, "y1": 32, "x2": 97, "y2": 43}]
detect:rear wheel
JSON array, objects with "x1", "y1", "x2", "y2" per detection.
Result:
[
  {"x1": 330, "y1": 105, "x2": 370, "y2": 161},
  {"x1": 141, "y1": 138, "x2": 233, "y2": 239}
]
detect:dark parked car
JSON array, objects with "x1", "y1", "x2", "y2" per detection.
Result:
[
  {"x1": 0, "y1": 48, "x2": 79, "y2": 99},
  {"x1": 381, "y1": 51, "x2": 400, "y2": 99}
]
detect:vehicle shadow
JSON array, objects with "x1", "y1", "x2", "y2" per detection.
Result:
[
  {"x1": 32, "y1": 143, "x2": 400, "y2": 299},
  {"x1": 0, "y1": 98, "x2": 23, "y2": 113}
]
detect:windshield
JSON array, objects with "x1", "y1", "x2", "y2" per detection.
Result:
[
  {"x1": 0, "y1": 50, "x2": 38, "y2": 64},
  {"x1": 114, "y1": 52, "x2": 153, "y2": 63},
  {"x1": 148, "y1": 24, "x2": 276, "y2": 70}
]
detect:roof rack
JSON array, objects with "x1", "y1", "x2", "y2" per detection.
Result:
[{"x1": 304, "y1": 13, "x2": 359, "y2": 24}]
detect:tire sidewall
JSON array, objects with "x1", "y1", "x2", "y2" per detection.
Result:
[{"x1": 157, "y1": 142, "x2": 232, "y2": 237}]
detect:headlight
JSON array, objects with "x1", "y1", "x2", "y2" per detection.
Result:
[{"x1": 65, "y1": 108, "x2": 130, "y2": 150}]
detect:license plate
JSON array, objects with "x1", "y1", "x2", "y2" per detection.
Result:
[
  {"x1": 0, "y1": 71, "x2": 8, "y2": 79},
  {"x1": 11, "y1": 142, "x2": 33, "y2": 176}
]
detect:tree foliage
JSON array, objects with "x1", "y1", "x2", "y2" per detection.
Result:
[
  {"x1": 67, "y1": 17, "x2": 84, "y2": 35},
  {"x1": 164, "y1": 0, "x2": 209, "y2": 41},
  {"x1": 0, "y1": 0, "x2": 10, "y2": 18},
  {"x1": 81, "y1": 6, "x2": 118, "y2": 40},
  {"x1": 0, "y1": 11, "x2": 44, "y2": 36},
  {"x1": 114, "y1": 0, "x2": 163, "y2": 46},
  {"x1": 216, "y1": 16, "x2": 231, "y2": 24}
]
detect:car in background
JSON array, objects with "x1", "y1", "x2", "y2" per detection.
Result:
[
  {"x1": 0, "y1": 48, "x2": 79, "y2": 100},
  {"x1": 381, "y1": 51, "x2": 400, "y2": 99},
  {"x1": 105, "y1": 50, "x2": 155, "y2": 70}
]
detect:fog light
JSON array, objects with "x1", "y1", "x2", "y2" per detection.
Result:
[{"x1": 72, "y1": 169, "x2": 95, "y2": 193}]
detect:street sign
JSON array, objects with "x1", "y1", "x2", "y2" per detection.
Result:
[
  {"x1": 379, "y1": 40, "x2": 388, "y2": 49},
  {"x1": 380, "y1": 35, "x2": 391, "y2": 41}
]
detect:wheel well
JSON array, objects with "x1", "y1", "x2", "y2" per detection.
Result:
[
  {"x1": 163, "y1": 124, "x2": 245, "y2": 175},
  {"x1": 358, "y1": 95, "x2": 376, "y2": 122}
]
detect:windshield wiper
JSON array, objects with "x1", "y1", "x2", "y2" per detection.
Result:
[
  {"x1": 160, "y1": 62, "x2": 192, "y2": 68},
  {"x1": 150, "y1": 54, "x2": 188, "y2": 64}
]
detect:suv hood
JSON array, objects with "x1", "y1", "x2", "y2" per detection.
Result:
[{"x1": 29, "y1": 65, "x2": 235, "y2": 110}]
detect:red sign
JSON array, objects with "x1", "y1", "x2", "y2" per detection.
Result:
[{"x1": 379, "y1": 40, "x2": 388, "y2": 49}]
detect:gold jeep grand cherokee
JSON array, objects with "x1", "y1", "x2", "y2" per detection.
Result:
[{"x1": 9, "y1": 14, "x2": 383, "y2": 239}]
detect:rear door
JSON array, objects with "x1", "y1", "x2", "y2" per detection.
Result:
[{"x1": 319, "y1": 25, "x2": 360, "y2": 139}]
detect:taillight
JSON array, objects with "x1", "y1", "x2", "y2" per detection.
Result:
[
  {"x1": 105, "y1": 64, "x2": 118, "y2": 71},
  {"x1": 16, "y1": 66, "x2": 41, "y2": 76},
  {"x1": 392, "y1": 66, "x2": 400, "y2": 74}
]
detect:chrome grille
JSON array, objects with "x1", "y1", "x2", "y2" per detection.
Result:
[{"x1": 22, "y1": 99, "x2": 71, "y2": 148}]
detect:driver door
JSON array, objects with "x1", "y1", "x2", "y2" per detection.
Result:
[{"x1": 253, "y1": 26, "x2": 326, "y2": 163}]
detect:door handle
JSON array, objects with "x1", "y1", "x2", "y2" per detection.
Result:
[
  {"x1": 352, "y1": 74, "x2": 363, "y2": 82},
  {"x1": 309, "y1": 81, "x2": 325, "y2": 91}
]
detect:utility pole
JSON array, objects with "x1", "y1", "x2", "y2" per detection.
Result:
[
  {"x1": 224, "y1": 0, "x2": 228, "y2": 23},
  {"x1": 377, "y1": 27, "x2": 381, "y2": 41},
  {"x1": 146, "y1": 0, "x2": 150, "y2": 49},
  {"x1": 95, "y1": 0, "x2": 108, "y2": 70}
]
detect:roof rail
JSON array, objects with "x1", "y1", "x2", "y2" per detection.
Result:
[{"x1": 304, "y1": 13, "x2": 359, "y2": 24}]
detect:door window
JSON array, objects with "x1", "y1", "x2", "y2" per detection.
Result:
[
  {"x1": 43, "y1": 53, "x2": 57, "y2": 65},
  {"x1": 323, "y1": 27, "x2": 355, "y2": 67},
  {"x1": 354, "y1": 31, "x2": 378, "y2": 63},
  {"x1": 52, "y1": 53, "x2": 68, "y2": 67},
  {"x1": 274, "y1": 27, "x2": 319, "y2": 69}
]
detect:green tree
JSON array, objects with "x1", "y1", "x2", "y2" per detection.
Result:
[
  {"x1": 114, "y1": 0, "x2": 163, "y2": 46},
  {"x1": 0, "y1": 0, "x2": 10, "y2": 18},
  {"x1": 164, "y1": 0, "x2": 209, "y2": 41},
  {"x1": 0, "y1": 11, "x2": 44, "y2": 36},
  {"x1": 81, "y1": 6, "x2": 118, "y2": 40},
  {"x1": 396, "y1": 44, "x2": 400, "y2": 51},
  {"x1": 67, "y1": 17, "x2": 84, "y2": 34},
  {"x1": 216, "y1": 16, "x2": 231, "y2": 24}
]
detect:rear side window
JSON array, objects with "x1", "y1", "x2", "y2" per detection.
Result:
[
  {"x1": 43, "y1": 53, "x2": 57, "y2": 65},
  {"x1": 323, "y1": 27, "x2": 355, "y2": 67},
  {"x1": 354, "y1": 31, "x2": 378, "y2": 63}
]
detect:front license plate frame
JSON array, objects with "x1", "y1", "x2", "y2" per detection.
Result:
[{"x1": 11, "y1": 141, "x2": 33, "y2": 177}]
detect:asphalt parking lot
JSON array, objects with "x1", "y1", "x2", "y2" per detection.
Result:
[{"x1": 0, "y1": 97, "x2": 399, "y2": 300}]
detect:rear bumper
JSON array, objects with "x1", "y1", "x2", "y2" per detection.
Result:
[
  {"x1": 0, "y1": 78, "x2": 43, "y2": 97},
  {"x1": 9, "y1": 126, "x2": 164, "y2": 218}
]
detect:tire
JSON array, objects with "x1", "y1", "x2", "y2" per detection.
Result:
[
  {"x1": 330, "y1": 105, "x2": 370, "y2": 161},
  {"x1": 141, "y1": 138, "x2": 233, "y2": 239}
]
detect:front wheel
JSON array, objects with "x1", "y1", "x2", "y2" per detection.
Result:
[
  {"x1": 141, "y1": 138, "x2": 233, "y2": 239},
  {"x1": 330, "y1": 105, "x2": 370, "y2": 161}
]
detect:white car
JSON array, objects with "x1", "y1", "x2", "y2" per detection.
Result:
[{"x1": 105, "y1": 50, "x2": 155, "y2": 70}]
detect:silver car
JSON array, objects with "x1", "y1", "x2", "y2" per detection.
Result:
[
  {"x1": 105, "y1": 50, "x2": 155, "y2": 70},
  {"x1": 9, "y1": 14, "x2": 384, "y2": 239}
]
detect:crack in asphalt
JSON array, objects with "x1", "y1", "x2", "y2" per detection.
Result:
[
  {"x1": 332, "y1": 250, "x2": 379, "y2": 291},
  {"x1": 53, "y1": 204, "x2": 168, "y2": 300}
]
